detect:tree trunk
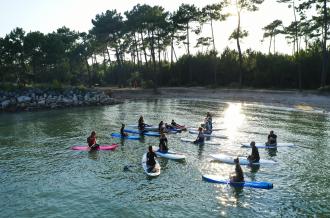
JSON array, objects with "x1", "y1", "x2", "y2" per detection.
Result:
[
  {"x1": 237, "y1": 12, "x2": 243, "y2": 87},
  {"x1": 85, "y1": 56, "x2": 91, "y2": 87},
  {"x1": 210, "y1": 19, "x2": 216, "y2": 51},
  {"x1": 106, "y1": 47, "x2": 112, "y2": 67},
  {"x1": 321, "y1": 0, "x2": 328, "y2": 87},
  {"x1": 274, "y1": 35, "x2": 276, "y2": 54},
  {"x1": 269, "y1": 34, "x2": 273, "y2": 54},
  {"x1": 134, "y1": 33, "x2": 140, "y2": 67},
  {"x1": 140, "y1": 32, "x2": 148, "y2": 66}
]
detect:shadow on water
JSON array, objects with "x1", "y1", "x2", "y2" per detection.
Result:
[
  {"x1": 88, "y1": 150, "x2": 99, "y2": 160},
  {"x1": 248, "y1": 164, "x2": 260, "y2": 174},
  {"x1": 197, "y1": 144, "x2": 205, "y2": 159},
  {"x1": 267, "y1": 147, "x2": 278, "y2": 157}
]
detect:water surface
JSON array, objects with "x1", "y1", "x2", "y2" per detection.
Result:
[{"x1": 0, "y1": 99, "x2": 329, "y2": 217}]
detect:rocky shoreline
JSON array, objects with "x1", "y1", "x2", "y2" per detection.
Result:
[{"x1": 0, "y1": 87, "x2": 120, "y2": 112}]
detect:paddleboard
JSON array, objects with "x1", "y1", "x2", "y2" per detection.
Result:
[
  {"x1": 142, "y1": 153, "x2": 161, "y2": 177},
  {"x1": 202, "y1": 175, "x2": 273, "y2": 189},
  {"x1": 210, "y1": 154, "x2": 278, "y2": 165},
  {"x1": 180, "y1": 138, "x2": 221, "y2": 145},
  {"x1": 152, "y1": 146, "x2": 186, "y2": 160},
  {"x1": 111, "y1": 133, "x2": 140, "y2": 140},
  {"x1": 71, "y1": 144, "x2": 118, "y2": 151},
  {"x1": 189, "y1": 128, "x2": 224, "y2": 131},
  {"x1": 124, "y1": 129, "x2": 160, "y2": 137},
  {"x1": 127, "y1": 124, "x2": 154, "y2": 128},
  {"x1": 241, "y1": 142, "x2": 295, "y2": 148},
  {"x1": 188, "y1": 130, "x2": 228, "y2": 139}
]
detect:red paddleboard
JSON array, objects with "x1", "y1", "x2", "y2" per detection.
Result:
[{"x1": 71, "y1": 144, "x2": 118, "y2": 151}]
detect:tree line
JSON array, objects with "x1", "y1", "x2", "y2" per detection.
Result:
[{"x1": 0, "y1": 0, "x2": 329, "y2": 90}]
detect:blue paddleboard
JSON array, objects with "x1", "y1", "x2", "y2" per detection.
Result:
[
  {"x1": 123, "y1": 129, "x2": 160, "y2": 137},
  {"x1": 202, "y1": 175, "x2": 273, "y2": 189},
  {"x1": 111, "y1": 133, "x2": 140, "y2": 140}
]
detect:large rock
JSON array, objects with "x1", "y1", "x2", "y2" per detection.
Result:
[
  {"x1": 17, "y1": 96, "x2": 31, "y2": 103},
  {"x1": 1, "y1": 100, "x2": 10, "y2": 109}
]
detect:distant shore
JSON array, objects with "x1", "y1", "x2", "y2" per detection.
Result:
[{"x1": 108, "y1": 87, "x2": 330, "y2": 113}]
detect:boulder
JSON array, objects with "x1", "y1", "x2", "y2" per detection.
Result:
[{"x1": 17, "y1": 96, "x2": 31, "y2": 103}]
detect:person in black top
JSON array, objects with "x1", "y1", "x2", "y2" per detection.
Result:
[
  {"x1": 120, "y1": 124, "x2": 128, "y2": 137},
  {"x1": 146, "y1": 146, "x2": 157, "y2": 172},
  {"x1": 247, "y1": 141, "x2": 260, "y2": 163},
  {"x1": 230, "y1": 158, "x2": 244, "y2": 182},
  {"x1": 138, "y1": 116, "x2": 145, "y2": 131},
  {"x1": 159, "y1": 133, "x2": 168, "y2": 153},
  {"x1": 194, "y1": 127, "x2": 205, "y2": 144},
  {"x1": 158, "y1": 121, "x2": 165, "y2": 133},
  {"x1": 267, "y1": 130, "x2": 277, "y2": 145}
]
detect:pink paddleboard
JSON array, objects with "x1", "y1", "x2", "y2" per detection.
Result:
[{"x1": 71, "y1": 144, "x2": 118, "y2": 151}]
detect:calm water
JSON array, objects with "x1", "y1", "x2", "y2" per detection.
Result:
[{"x1": 0, "y1": 99, "x2": 329, "y2": 217}]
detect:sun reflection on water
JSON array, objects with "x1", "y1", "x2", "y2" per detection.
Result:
[{"x1": 222, "y1": 103, "x2": 246, "y2": 140}]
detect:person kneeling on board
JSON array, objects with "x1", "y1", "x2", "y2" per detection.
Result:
[
  {"x1": 194, "y1": 127, "x2": 205, "y2": 144},
  {"x1": 87, "y1": 131, "x2": 99, "y2": 150},
  {"x1": 159, "y1": 133, "x2": 168, "y2": 153},
  {"x1": 247, "y1": 141, "x2": 260, "y2": 163},
  {"x1": 120, "y1": 124, "x2": 128, "y2": 137},
  {"x1": 266, "y1": 130, "x2": 277, "y2": 145},
  {"x1": 138, "y1": 115, "x2": 146, "y2": 131},
  {"x1": 146, "y1": 146, "x2": 157, "y2": 173},
  {"x1": 230, "y1": 158, "x2": 245, "y2": 183}
]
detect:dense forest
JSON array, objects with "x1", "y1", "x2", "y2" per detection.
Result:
[{"x1": 0, "y1": 0, "x2": 329, "y2": 90}]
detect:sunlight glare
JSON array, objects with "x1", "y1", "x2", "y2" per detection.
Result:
[{"x1": 222, "y1": 103, "x2": 245, "y2": 138}]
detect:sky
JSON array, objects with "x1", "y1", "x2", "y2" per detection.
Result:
[{"x1": 0, "y1": 0, "x2": 297, "y2": 55}]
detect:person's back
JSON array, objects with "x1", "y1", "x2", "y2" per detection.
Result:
[
  {"x1": 230, "y1": 158, "x2": 244, "y2": 182},
  {"x1": 146, "y1": 146, "x2": 157, "y2": 167},
  {"x1": 120, "y1": 124, "x2": 128, "y2": 137},
  {"x1": 248, "y1": 141, "x2": 260, "y2": 163},
  {"x1": 268, "y1": 130, "x2": 277, "y2": 145},
  {"x1": 159, "y1": 133, "x2": 168, "y2": 152},
  {"x1": 194, "y1": 127, "x2": 205, "y2": 143},
  {"x1": 138, "y1": 116, "x2": 145, "y2": 131}
]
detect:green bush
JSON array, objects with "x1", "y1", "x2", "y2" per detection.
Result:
[
  {"x1": 52, "y1": 80, "x2": 63, "y2": 91},
  {"x1": 0, "y1": 83, "x2": 16, "y2": 91},
  {"x1": 142, "y1": 80, "x2": 155, "y2": 89}
]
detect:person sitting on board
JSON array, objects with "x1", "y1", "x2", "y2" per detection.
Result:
[
  {"x1": 120, "y1": 124, "x2": 128, "y2": 137},
  {"x1": 230, "y1": 158, "x2": 245, "y2": 183},
  {"x1": 87, "y1": 131, "x2": 99, "y2": 150},
  {"x1": 158, "y1": 121, "x2": 167, "y2": 133},
  {"x1": 171, "y1": 119, "x2": 186, "y2": 131},
  {"x1": 247, "y1": 141, "x2": 260, "y2": 163},
  {"x1": 138, "y1": 115, "x2": 146, "y2": 131},
  {"x1": 194, "y1": 127, "x2": 205, "y2": 144},
  {"x1": 266, "y1": 130, "x2": 277, "y2": 145},
  {"x1": 206, "y1": 112, "x2": 213, "y2": 129},
  {"x1": 204, "y1": 120, "x2": 212, "y2": 134},
  {"x1": 146, "y1": 145, "x2": 157, "y2": 172},
  {"x1": 159, "y1": 133, "x2": 168, "y2": 153}
]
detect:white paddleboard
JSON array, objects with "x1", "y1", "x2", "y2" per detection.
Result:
[
  {"x1": 189, "y1": 130, "x2": 228, "y2": 139},
  {"x1": 152, "y1": 146, "x2": 186, "y2": 160},
  {"x1": 241, "y1": 142, "x2": 295, "y2": 148},
  {"x1": 180, "y1": 138, "x2": 221, "y2": 145},
  {"x1": 142, "y1": 153, "x2": 161, "y2": 177},
  {"x1": 210, "y1": 154, "x2": 278, "y2": 165}
]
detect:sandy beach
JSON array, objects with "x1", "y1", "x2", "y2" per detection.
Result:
[{"x1": 107, "y1": 87, "x2": 330, "y2": 113}]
